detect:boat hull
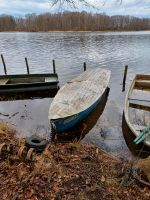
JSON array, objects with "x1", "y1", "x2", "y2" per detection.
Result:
[
  {"x1": 51, "y1": 89, "x2": 106, "y2": 132},
  {"x1": 0, "y1": 73, "x2": 59, "y2": 94},
  {"x1": 122, "y1": 111, "x2": 150, "y2": 156},
  {"x1": 123, "y1": 74, "x2": 150, "y2": 148}
]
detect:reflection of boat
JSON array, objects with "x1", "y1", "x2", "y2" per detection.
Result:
[
  {"x1": 49, "y1": 68, "x2": 111, "y2": 132},
  {"x1": 0, "y1": 74, "x2": 59, "y2": 94},
  {"x1": 0, "y1": 89, "x2": 58, "y2": 101},
  {"x1": 123, "y1": 74, "x2": 150, "y2": 148}
]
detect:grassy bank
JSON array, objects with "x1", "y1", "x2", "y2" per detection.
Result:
[{"x1": 0, "y1": 122, "x2": 150, "y2": 200}]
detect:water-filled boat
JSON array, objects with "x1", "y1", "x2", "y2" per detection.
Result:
[
  {"x1": 0, "y1": 73, "x2": 59, "y2": 94},
  {"x1": 123, "y1": 74, "x2": 150, "y2": 147},
  {"x1": 49, "y1": 68, "x2": 111, "y2": 132}
]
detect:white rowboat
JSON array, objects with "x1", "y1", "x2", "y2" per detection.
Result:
[
  {"x1": 124, "y1": 74, "x2": 150, "y2": 147},
  {"x1": 49, "y1": 68, "x2": 111, "y2": 132}
]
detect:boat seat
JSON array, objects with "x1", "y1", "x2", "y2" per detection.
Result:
[
  {"x1": 0, "y1": 79, "x2": 9, "y2": 85},
  {"x1": 135, "y1": 80, "x2": 150, "y2": 90},
  {"x1": 45, "y1": 77, "x2": 56, "y2": 82},
  {"x1": 129, "y1": 102, "x2": 150, "y2": 112},
  {"x1": 136, "y1": 80, "x2": 150, "y2": 83},
  {"x1": 135, "y1": 79, "x2": 150, "y2": 83},
  {"x1": 129, "y1": 97, "x2": 150, "y2": 102}
]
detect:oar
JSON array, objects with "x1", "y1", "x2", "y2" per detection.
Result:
[
  {"x1": 134, "y1": 130, "x2": 148, "y2": 143},
  {"x1": 134, "y1": 132, "x2": 148, "y2": 144},
  {"x1": 134, "y1": 125, "x2": 150, "y2": 144}
]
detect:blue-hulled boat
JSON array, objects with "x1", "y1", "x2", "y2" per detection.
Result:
[{"x1": 49, "y1": 68, "x2": 111, "y2": 132}]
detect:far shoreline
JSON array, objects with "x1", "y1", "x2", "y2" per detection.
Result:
[{"x1": 0, "y1": 30, "x2": 150, "y2": 33}]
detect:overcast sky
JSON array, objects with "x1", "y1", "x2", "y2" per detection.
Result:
[{"x1": 0, "y1": 0, "x2": 150, "y2": 17}]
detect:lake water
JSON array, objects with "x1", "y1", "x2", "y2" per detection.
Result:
[{"x1": 0, "y1": 31, "x2": 150, "y2": 159}]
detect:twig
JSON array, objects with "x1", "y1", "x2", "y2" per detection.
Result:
[
  {"x1": 50, "y1": 0, "x2": 97, "y2": 9},
  {"x1": 0, "y1": 112, "x2": 9, "y2": 117},
  {"x1": 134, "y1": 174, "x2": 150, "y2": 187}
]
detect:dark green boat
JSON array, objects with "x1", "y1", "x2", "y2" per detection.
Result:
[{"x1": 0, "y1": 73, "x2": 59, "y2": 94}]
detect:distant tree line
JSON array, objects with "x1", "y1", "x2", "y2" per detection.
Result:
[{"x1": 0, "y1": 11, "x2": 150, "y2": 32}]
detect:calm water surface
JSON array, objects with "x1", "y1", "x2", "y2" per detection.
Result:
[{"x1": 0, "y1": 31, "x2": 150, "y2": 159}]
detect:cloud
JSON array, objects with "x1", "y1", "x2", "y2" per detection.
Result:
[
  {"x1": 0, "y1": 0, "x2": 51, "y2": 16},
  {"x1": 0, "y1": 0, "x2": 150, "y2": 17},
  {"x1": 85, "y1": 0, "x2": 150, "y2": 17}
]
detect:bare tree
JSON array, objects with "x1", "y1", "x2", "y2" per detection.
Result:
[
  {"x1": 51, "y1": 0, "x2": 123, "y2": 8},
  {"x1": 0, "y1": 12, "x2": 149, "y2": 32},
  {"x1": 51, "y1": 0, "x2": 94, "y2": 8}
]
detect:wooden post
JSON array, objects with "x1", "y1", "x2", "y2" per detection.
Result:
[
  {"x1": 1, "y1": 54, "x2": 7, "y2": 75},
  {"x1": 83, "y1": 62, "x2": 86, "y2": 71},
  {"x1": 53, "y1": 60, "x2": 56, "y2": 74},
  {"x1": 122, "y1": 65, "x2": 128, "y2": 92},
  {"x1": 25, "y1": 57, "x2": 30, "y2": 74}
]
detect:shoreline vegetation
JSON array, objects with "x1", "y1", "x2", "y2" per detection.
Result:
[
  {"x1": 1, "y1": 30, "x2": 150, "y2": 33},
  {"x1": 1, "y1": 122, "x2": 150, "y2": 199},
  {"x1": 0, "y1": 11, "x2": 150, "y2": 32}
]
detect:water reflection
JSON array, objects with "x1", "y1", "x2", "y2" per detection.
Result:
[
  {"x1": 0, "y1": 89, "x2": 58, "y2": 101},
  {"x1": 0, "y1": 32, "x2": 150, "y2": 158},
  {"x1": 0, "y1": 89, "x2": 57, "y2": 140}
]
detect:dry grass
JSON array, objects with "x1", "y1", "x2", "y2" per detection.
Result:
[
  {"x1": 0, "y1": 124, "x2": 150, "y2": 199},
  {"x1": 0, "y1": 121, "x2": 17, "y2": 143}
]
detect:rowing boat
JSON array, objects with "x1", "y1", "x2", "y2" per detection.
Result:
[
  {"x1": 49, "y1": 68, "x2": 111, "y2": 132},
  {"x1": 0, "y1": 73, "x2": 59, "y2": 94},
  {"x1": 123, "y1": 74, "x2": 150, "y2": 147}
]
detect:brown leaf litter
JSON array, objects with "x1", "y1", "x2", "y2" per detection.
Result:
[{"x1": 0, "y1": 122, "x2": 150, "y2": 200}]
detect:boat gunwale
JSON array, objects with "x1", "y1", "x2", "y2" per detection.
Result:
[
  {"x1": 0, "y1": 81, "x2": 59, "y2": 87},
  {"x1": 124, "y1": 74, "x2": 150, "y2": 147},
  {"x1": 0, "y1": 73, "x2": 58, "y2": 79},
  {"x1": 0, "y1": 73, "x2": 59, "y2": 88}
]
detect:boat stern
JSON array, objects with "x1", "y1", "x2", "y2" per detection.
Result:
[{"x1": 50, "y1": 114, "x2": 79, "y2": 132}]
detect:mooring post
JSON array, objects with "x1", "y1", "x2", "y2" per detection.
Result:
[
  {"x1": 1, "y1": 54, "x2": 7, "y2": 75},
  {"x1": 122, "y1": 65, "x2": 128, "y2": 92},
  {"x1": 83, "y1": 62, "x2": 86, "y2": 71},
  {"x1": 25, "y1": 57, "x2": 30, "y2": 74},
  {"x1": 53, "y1": 60, "x2": 56, "y2": 74}
]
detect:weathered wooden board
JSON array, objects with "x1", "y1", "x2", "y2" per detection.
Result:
[
  {"x1": 0, "y1": 79, "x2": 8, "y2": 85},
  {"x1": 49, "y1": 68, "x2": 111, "y2": 119}
]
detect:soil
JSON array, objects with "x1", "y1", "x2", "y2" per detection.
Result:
[{"x1": 0, "y1": 122, "x2": 150, "y2": 200}]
